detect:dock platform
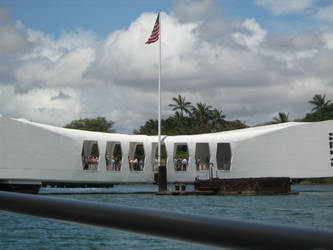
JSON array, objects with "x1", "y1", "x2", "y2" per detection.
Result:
[{"x1": 157, "y1": 177, "x2": 298, "y2": 195}]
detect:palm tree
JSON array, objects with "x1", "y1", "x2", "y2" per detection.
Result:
[
  {"x1": 168, "y1": 94, "x2": 193, "y2": 117},
  {"x1": 273, "y1": 112, "x2": 289, "y2": 123},
  {"x1": 308, "y1": 94, "x2": 331, "y2": 113},
  {"x1": 209, "y1": 108, "x2": 226, "y2": 131},
  {"x1": 133, "y1": 119, "x2": 157, "y2": 135},
  {"x1": 173, "y1": 111, "x2": 182, "y2": 127},
  {"x1": 191, "y1": 102, "x2": 213, "y2": 124},
  {"x1": 144, "y1": 119, "x2": 157, "y2": 131}
]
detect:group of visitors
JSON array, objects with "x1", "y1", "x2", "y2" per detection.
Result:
[
  {"x1": 83, "y1": 156, "x2": 99, "y2": 170},
  {"x1": 173, "y1": 156, "x2": 210, "y2": 171},
  {"x1": 195, "y1": 156, "x2": 210, "y2": 171},
  {"x1": 174, "y1": 157, "x2": 188, "y2": 171},
  {"x1": 83, "y1": 155, "x2": 210, "y2": 172},
  {"x1": 106, "y1": 155, "x2": 122, "y2": 171},
  {"x1": 129, "y1": 157, "x2": 144, "y2": 171}
]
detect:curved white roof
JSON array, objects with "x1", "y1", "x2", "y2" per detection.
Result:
[{"x1": 12, "y1": 117, "x2": 305, "y2": 142}]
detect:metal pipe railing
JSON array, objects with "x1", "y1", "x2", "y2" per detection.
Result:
[{"x1": 1, "y1": 191, "x2": 333, "y2": 249}]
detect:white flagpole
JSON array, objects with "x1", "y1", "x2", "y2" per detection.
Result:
[{"x1": 158, "y1": 10, "x2": 161, "y2": 170}]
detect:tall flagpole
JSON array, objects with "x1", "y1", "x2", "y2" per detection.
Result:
[
  {"x1": 145, "y1": 10, "x2": 165, "y2": 191},
  {"x1": 157, "y1": 10, "x2": 161, "y2": 170}
]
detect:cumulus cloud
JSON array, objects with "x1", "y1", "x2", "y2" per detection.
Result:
[
  {"x1": 1, "y1": 2, "x2": 333, "y2": 133},
  {"x1": 173, "y1": 0, "x2": 221, "y2": 22},
  {"x1": 254, "y1": 0, "x2": 316, "y2": 15},
  {"x1": 51, "y1": 90, "x2": 72, "y2": 100},
  {"x1": 231, "y1": 18, "x2": 266, "y2": 51},
  {"x1": 316, "y1": 4, "x2": 333, "y2": 22},
  {"x1": 22, "y1": 26, "x2": 98, "y2": 62},
  {"x1": 323, "y1": 33, "x2": 333, "y2": 50},
  {"x1": 0, "y1": 86, "x2": 80, "y2": 125},
  {"x1": 85, "y1": 12, "x2": 200, "y2": 90},
  {"x1": 13, "y1": 46, "x2": 96, "y2": 93},
  {"x1": 0, "y1": 8, "x2": 32, "y2": 56}
]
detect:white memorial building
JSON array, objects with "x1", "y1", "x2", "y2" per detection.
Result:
[{"x1": 1, "y1": 115, "x2": 333, "y2": 186}]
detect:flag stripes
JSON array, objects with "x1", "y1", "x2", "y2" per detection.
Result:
[{"x1": 145, "y1": 13, "x2": 160, "y2": 44}]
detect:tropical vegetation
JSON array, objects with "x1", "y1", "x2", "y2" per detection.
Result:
[
  {"x1": 303, "y1": 94, "x2": 333, "y2": 122},
  {"x1": 273, "y1": 112, "x2": 289, "y2": 123},
  {"x1": 64, "y1": 117, "x2": 115, "y2": 133},
  {"x1": 63, "y1": 94, "x2": 333, "y2": 135},
  {"x1": 133, "y1": 95, "x2": 246, "y2": 135}
]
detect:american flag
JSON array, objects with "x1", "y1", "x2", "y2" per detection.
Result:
[{"x1": 145, "y1": 13, "x2": 160, "y2": 44}]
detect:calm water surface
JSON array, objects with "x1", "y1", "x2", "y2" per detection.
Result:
[{"x1": 1, "y1": 185, "x2": 333, "y2": 249}]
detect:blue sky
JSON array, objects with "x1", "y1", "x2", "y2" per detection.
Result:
[
  {"x1": 0, "y1": 0, "x2": 333, "y2": 132},
  {"x1": 6, "y1": 0, "x2": 173, "y2": 39},
  {"x1": 5, "y1": 0, "x2": 331, "y2": 38}
]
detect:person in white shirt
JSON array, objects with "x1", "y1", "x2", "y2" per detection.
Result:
[{"x1": 181, "y1": 158, "x2": 187, "y2": 171}]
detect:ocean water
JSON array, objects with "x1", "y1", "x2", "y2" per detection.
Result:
[{"x1": 1, "y1": 184, "x2": 333, "y2": 250}]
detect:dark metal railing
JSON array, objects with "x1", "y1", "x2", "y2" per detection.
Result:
[{"x1": 1, "y1": 191, "x2": 333, "y2": 249}]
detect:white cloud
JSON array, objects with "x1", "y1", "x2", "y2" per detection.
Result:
[
  {"x1": 1, "y1": 3, "x2": 333, "y2": 133},
  {"x1": 10, "y1": 23, "x2": 97, "y2": 93},
  {"x1": 22, "y1": 27, "x2": 98, "y2": 62},
  {"x1": 322, "y1": 33, "x2": 333, "y2": 50},
  {"x1": 0, "y1": 86, "x2": 80, "y2": 126},
  {"x1": 85, "y1": 12, "x2": 199, "y2": 90},
  {"x1": 173, "y1": 0, "x2": 220, "y2": 22},
  {"x1": 231, "y1": 18, "x2": 266, "y2": 51},
  {"x1": 254, "y1": 0, "x2": 316, "y2": 15},
  {"x1": 51, "y1": 90, "x2": 72, "y2": 100},
  {"x1": 0, "y1": 8, "x2": 32, "y2": 56},
  {"x1": 13, "y1": 46, "x2": 96, "y2": 93},
  {"x1": 316, "y1": 4, "x2": 333, "y2": 22}
]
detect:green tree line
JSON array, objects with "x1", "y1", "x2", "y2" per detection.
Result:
[
  {"x1": 64, "y1": 94, "x2": 333, "y2": 135},
  {"x1": 133, "y1": 94, "x2": 246, "y2": 135},
  {"x1": 65, "y1": 117, "x2": 115, "y2": 133}
]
